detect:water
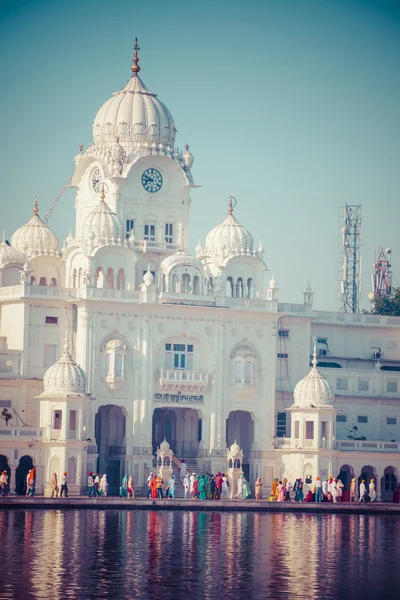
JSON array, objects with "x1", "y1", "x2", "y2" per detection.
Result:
[{"x1": 0, "y1": 509, "x2": 398, "y2": 600}]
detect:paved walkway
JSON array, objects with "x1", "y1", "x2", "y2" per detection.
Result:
[{"x1": 2, "y1": 496, "x2": 400, "y2": 513}]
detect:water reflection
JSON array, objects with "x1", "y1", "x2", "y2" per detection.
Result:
[{"x1": 0, "y1": 509, "x2": 398, "y2": 600}]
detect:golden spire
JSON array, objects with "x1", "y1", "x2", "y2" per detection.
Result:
[
  {"x1": 131, "y1": 37, "x2": 141, "y2": 76},
  {"x1": 33, "y1": 198, "x2": 39, "y2": 215}
]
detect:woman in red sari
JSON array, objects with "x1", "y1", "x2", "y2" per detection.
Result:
[{"x1": 150, "y1": 474, "x2": 157, "y2": 499}]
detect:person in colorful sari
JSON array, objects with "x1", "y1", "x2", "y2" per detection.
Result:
[
  {"x1": 168, "y1": 475, "x2": 176, "y2": 499},
  {"x1": 128, "y1": 475, "x2": 135, "y2": 498},
  {"x1": 198, "y1": 474, "x2": 207, "y2": 500},
  {"x1": 209, "y1": 475, "x2": 216, "y2": 499},
  {"x1": 255, "y1": 477, "x2": 262, "y2": 500},
  {"x1": 26, "y1": 469, "x2": 35, "y2": 497},
  {"x1": 193, "y1": 476, "x2": 199, "y2": 499},
  {"x1": 150, "y1": 474, "x2": 158, "y2": 499},
  {"x1": 272, "y1": 478, "x2": 278, "y2": 501},
  {"x1": 120, "y1": 474, "x2": 128, "y2": 497},
  {"x1": 294, "y1": 478, "x2": 304, "y2": 502},
  {"x1": 242, "y1": 477, "x2": 251, "y2": 500},
  {"x1": 100, "y1": 474, "x2": 108, "y2": 498},
  {"x1": 277, "y1": 481, "x2": 285, "y2": 502},
  {"x1": 215, "y1": 473, "x2": 222, "y2": 500}
]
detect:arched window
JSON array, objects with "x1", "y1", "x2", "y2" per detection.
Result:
[
  {"x1": 96, "y1": 267, "x2": 104, "y2": 288},
  {"x1": 247, "y1": 278, "x2": 254, "y2": 299},
  {"x1": 103, "y1": 339, "x2": 128, "y2": 388},
  {"x1": 106, "y1": 267, "x2": 114, "y2": 289},
  {"x1": 171, "y1": 273, "x2": 178, "y2": 293},
  {"x1": 50, "y1": 277, "x2": 57, "y2": 287},
  {"x1": 39, "y1": 277, "x2": 47, "y2": 286},
  {"x1": 226, "y1": 277, "x2": 234, "y2": 298},
  {"x1": 117, "y1": 268, "x2": 125, "y2": 290},
  {"x1": 181, "y1": 273, "x2": 190, "y2": 294},
  {"x1": 236, "y1": 277, "x2": 243, "y2": 298},
  {"x1": 193, "y1": 275, "x2": 200, "y2": 295},
  {"x1": 72, "y1": 269, "x2": 77, "y2": 288},
  {"x1": 231, "y1": 340, "x2": 256, "y2": 386}
]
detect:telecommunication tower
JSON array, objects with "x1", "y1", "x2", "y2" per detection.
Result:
[
  {"x1": 370, "y1": 247, "x2": 392, "y2": 298},
  {"x1": 338, "y1": 204, "x2": 362, "y2": 313}
]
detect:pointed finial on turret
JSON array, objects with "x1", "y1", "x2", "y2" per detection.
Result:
[
  {"x1": 131, "y1": 37, "x2": 141, "y2": 76},
  {"x1": 33, "y1": 198, "x2": 39, "y2": 215},
  {"x1": 312, "y1": 336, "x2": 318, "y2": 368},
  {"x1": 63, "y1": 330, "x2": 70, "y2": 355},
  {"x1": 227, "y1": 196, "x2": 237, "y2": 215},
  {"x1": 2, "y1": 231, "x2": 5, "y2": 243}
]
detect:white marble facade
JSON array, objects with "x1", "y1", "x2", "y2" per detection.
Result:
[{"x1": 1, "y1": 45, "x2": 400, "y2": 499}]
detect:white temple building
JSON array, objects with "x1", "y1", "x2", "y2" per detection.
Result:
[{"x1": 1, "y1": 40, "x2": 400, "y2": 499}]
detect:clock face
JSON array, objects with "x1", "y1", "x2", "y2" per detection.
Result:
[
  {"x1": 141, "y1": 168, "x2": 163, "y2": 193},
  {"x1": 91, "y1": 169, "x2": 101, "y2": 193}
]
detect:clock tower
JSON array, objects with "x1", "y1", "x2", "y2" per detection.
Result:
[{"x1": 70, "y1": 38, "x2": 196, "y2": 283}]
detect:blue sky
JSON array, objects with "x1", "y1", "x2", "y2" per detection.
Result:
[{"x1": 0, "y1": 0, "x2": 399, "y2": 309}]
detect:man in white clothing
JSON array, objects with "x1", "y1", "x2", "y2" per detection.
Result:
[
  {"x1": 359, "y1": 480, "x2": 367, "y2": 502},
  {"x1": 146, "y1": 472, "x2": 153, "y2": 499},
  {"x1": 189, "y1": 473, "x2": 195, "y2": 498},
  {"x1": 183, "y1": 474, "x2": 190, "y2": 499}
]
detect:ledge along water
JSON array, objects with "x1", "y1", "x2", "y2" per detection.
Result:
[{"x1": 2, "y1": 496, "x2": 400, "y2": 513}]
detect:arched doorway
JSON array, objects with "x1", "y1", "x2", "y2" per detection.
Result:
[
  {"x1": 337, "y1": 464, "x2": 354, "y2": 501},
  {"x1": 226, "y1": 411, "x2": 254, "y2": 480},
  {"x1": 95, "y1": 405, "x2": 126, "y2": 495},
  {"x1": 0, "y1": 455, "x2": 10, "y2": 493},
  {"x1": 358, "y1": 465, "x2": 376, "y2": 493},
  {"x1": 152, "y1": 408, "x2": 201, "y2": 458},
  {"x1": 15, "y1": 455, "x2": 34, "y2": 495},
  {"x1": 381, "y1": 466, "x2": 398, "y2": 502}
]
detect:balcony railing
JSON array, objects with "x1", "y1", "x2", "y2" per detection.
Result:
[
  {"x1": 81, "y1": 288, "x2": 141, "y2": 301},
  {"x1": 0, "y1": 428, "x2": 42, "y2": 438},
  {"x1": 336, "y1": 440, "x2": 400, "y2": 452},
  {"x1": 159, "y1": 368, "x2": 209, "y2": 392}
]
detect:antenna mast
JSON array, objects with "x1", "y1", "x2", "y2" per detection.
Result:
[
  {"x1": 338, "y1": 204, "x2": 362, "y2": 313},
  {"x1": 371, "y1": 246, "x2": 392, "y2": 297}
]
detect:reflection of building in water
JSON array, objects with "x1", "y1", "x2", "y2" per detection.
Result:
[{"x1": 31, "y1": 511, "x2": 64, "y2": 598}]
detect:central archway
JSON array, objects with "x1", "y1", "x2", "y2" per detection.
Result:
[
  {"x1": 95, "y1": 405, "x2": 126, "y2": 495},
  {"x1": 152, "y1": 407, "x2": 201, "y2": 458},
  {"x1": 15, "y1": 455, "x2": 34, "y2": 495},
  {"x1": 226, "y1": 410, "x2": 254, "y2": 479}
]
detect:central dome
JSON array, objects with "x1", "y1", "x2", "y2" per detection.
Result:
[
  {"x1": 205, "y1": 202, "x2": 254, "y2": 257},
  {"x1": 93, "y1": 42, "x2": 176, "y2": 151}
]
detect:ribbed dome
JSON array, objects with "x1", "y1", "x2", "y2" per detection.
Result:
[
  {"x1": 205, "y1": 209, "x2": 254, "y2": 257},
  {"x1": 0, "y1": 235, "x2": 26, "y2": 267},
  {"x1": 293, "y1": 352, "x2": 334, "y2": 408},
  {"x1": 80, "y1": 198, "x2": 124, "y2": 244},
  {"x1": 160, "y1": 250, "x2": 203, "y2": 273},
  {"x1": 93, "y1": 74, "x2": 176, "y2": 151},
  {"x1": 11, "y1": 200, "x2": 59, "y2": 258},
  {"x1": 42, "y1": 335, "x2": 87, "y2": 397}
]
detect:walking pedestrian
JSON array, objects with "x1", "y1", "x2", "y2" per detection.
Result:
[
  {"x1": 369, "y1": 478, "x2": 376, "y2": 502},
  {"x1": 60, "y1": 472, "x2": 68, "y2": 497},
  {"x1": 183, "y1": 474, "x2": 190, "y2": 499},
  {"x1": 350, "y1": 478, "x2": 357, "y2": 502},
  {"x1": 315, "y1": 477, "x2": 322, "y2": 503},
  {"x1": 128, "y1": 475, "x2": 135, "y2": 498},
  {"x1": 87, "y1": 472, "x2": 94, "y2": 498},
  {"x1": 359, "y1": 479, "x2": 367, "y2": 502},
  {"x1": 50, "y1": 473, "x2": 59, "y2": 498},
  {"x1": 100, "y1": 474, "x2": 108, "y2": 498}
]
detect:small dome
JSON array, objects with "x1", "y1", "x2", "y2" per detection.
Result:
[
  {"x1": 42, "y1": 335, "x2": 87, "y2": 397},
  {"x1": 205, "y1": 202, "x2": 254, "y2": 257},
  {"x1": 80, "y1": 196, "x2": 124, "y2": 244},
  {"x1": 143, "y1": 267, "x2": 155, "y2": 286},
  {"x1": 293, "y1": 351, "x2": 334, "y2": 408},
  {"x1": 230, "y1": 441, "x2": 241, "y2": 454},
  {"x1": 269, "y1": 274, "x2": 277, "y2": 288},
  {"x1": 11, "y1": 200, "x2": 59, "y2": 258},
  {"x1": 0, "y1": 234, "x2": 26, "y2": 267},
  {"x1": 160, "y1": 438, "x2": 170, "y2": 451},
  {"x1": 160, "y1": 250, "x2": 203, "y2": 273}
]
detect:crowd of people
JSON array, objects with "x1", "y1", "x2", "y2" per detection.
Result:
[
  {"x1": 87, "y1": 472, "x2": 109, "y2": 497},
  {"x1": 268, "y1": 476, "x2": 378, "y2": 503}
]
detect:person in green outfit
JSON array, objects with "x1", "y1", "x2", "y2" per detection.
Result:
[
  {"x1": 242, "y1": 476, "x2": 251, "y2": 500},
  {"x1": 198, "y1": 474, "x2": 207, "y2": 500}
]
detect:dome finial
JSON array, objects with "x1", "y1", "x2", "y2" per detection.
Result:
[
  {"x1": 131, "y1": 37, "x2": 141, "y2": 76},
  {"x1": 63, "y1": 331, "x2": 70, "y2": 355},
  {"x1": 227, "y1": 196, "x2": 237, "y2": 215},
  {"x1": 2, "y1": 231, "x2": 5, "y2": 243},
  {"x1": 33, "y1": 198, "x2": 39, "y2": 215},
  {"x1": 99, "y1": 183, "x2": 106, "y2": 202},
  {"x1": 312, "y1": 336, "x2": 318, "y2": 368}
]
